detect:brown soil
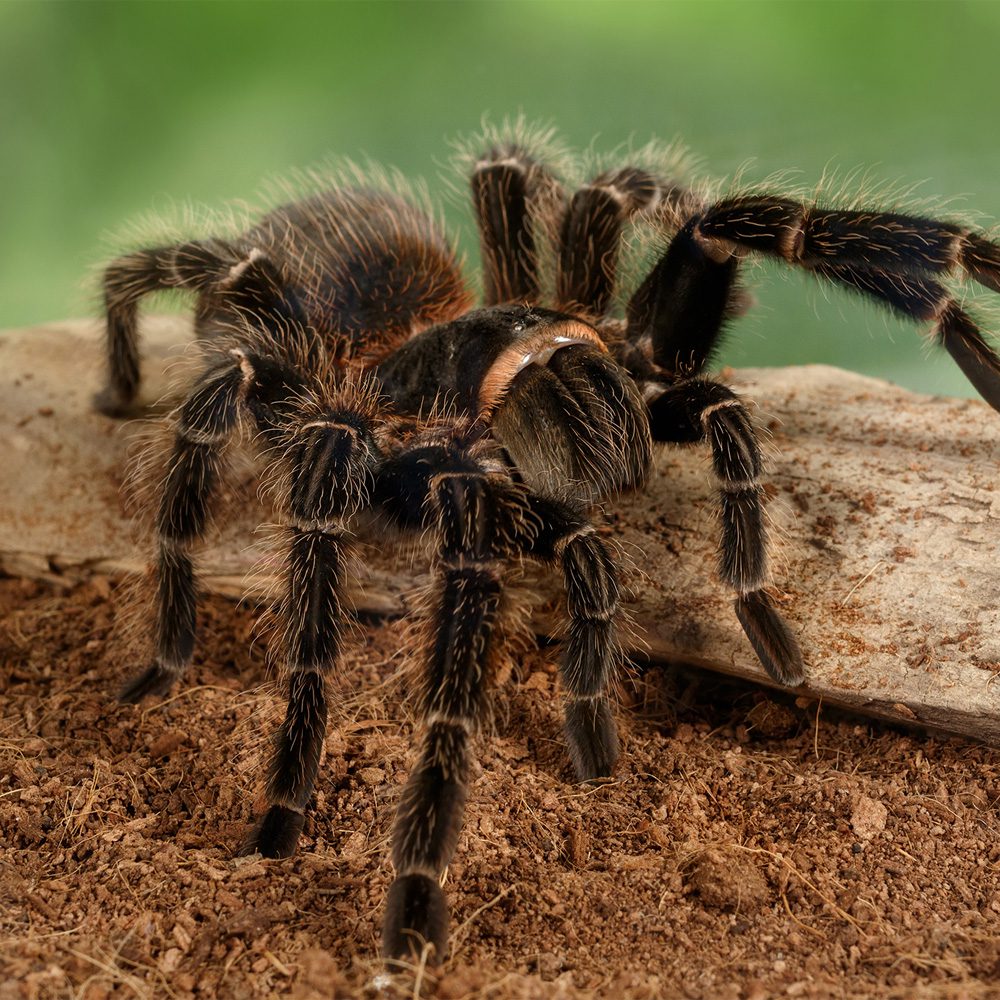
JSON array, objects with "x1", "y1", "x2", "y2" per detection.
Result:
[{"x1": 2, "y1": 576, "x2": 999, "y2": 999}]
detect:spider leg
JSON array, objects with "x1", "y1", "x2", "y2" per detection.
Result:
[
  {"x1": 695, "y1": 196, "x2": 1000, "y2": 289},
  {"x1": 517, "y1": 496, "x2": 622, "y2": 778},
  {"x1": 377, "y1": 443, "x2": 532, "y2": 963},
  {"x1": 119, "y1": 345, "x2": 305, "y2": 703},
  {"x1": 101, "y1": 242, "x2": 310, "y2": 422},
  {"x1": 617, "y1": 219, "x2": 802, "y2": 682},
  {"x1": 623, "y1": 220, "x2": 742, "y2": 377},
  {"x1": 246, "y1": 396, "x2": 384, "y2": 858},
  {"x1": 99, "y1": 238, "x2": 254, "y2": 415},
  {"x1": 215, "y1": 248, "x2": 311, "y2": 334},
  {"x1": 812, "y1": 266, "x2": 1000, "y2": 411},
  {"x1": 646, "y1": 377, "x2": 804, "y2": 685},
  {"x1": 556, "y1": 166, "x2": 665, "y2": 318},
  {"x1": 471, "y1": 145, "x2": 562, "y2": 305},
  {"x1": 686, "y1": 195, "x2": 1000, "y2": 409}
]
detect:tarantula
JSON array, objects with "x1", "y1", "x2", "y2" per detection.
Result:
[{"x1": 98, "y1": 125, "x2": 1000, "y2": 963}]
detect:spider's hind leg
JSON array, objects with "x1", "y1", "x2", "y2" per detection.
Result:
[
  {"x1": 99, "y1": 238, "x2": 253, "y2": 416},
  {"x1": 100, "y1": 239, "x2": 305, "y2": 417}
]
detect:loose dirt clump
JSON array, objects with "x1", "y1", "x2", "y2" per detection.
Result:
[
  {"x1": 2, "y1": 576, "x2": 999, "y2": 999},
  {"x1": 686, "y1": 850, "x2": 771, "y2": 913}
]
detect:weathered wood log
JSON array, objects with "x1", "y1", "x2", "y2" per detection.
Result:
[{"x1": 2, "y1": 318, "x2": 998, "y2": 743}]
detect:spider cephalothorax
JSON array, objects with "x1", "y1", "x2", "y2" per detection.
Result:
[{"x1": 98, "y1": 124, "x2": 1000, "y2": 963}]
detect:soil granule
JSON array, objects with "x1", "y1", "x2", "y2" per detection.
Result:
[{"x1": 1, "y1": 576, "x2": 998, "y2": 998}]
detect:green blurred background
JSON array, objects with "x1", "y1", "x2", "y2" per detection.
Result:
[{"x1": 3, "y1": 0, "x2": 999, "y2": 398}]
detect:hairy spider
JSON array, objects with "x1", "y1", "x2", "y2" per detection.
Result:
[{"x1": 98, "y1": 124, "x2": 1000, "y2": 963}]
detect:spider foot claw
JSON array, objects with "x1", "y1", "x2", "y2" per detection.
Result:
[
  {"x1": 381, "y1": 873, "x2": 448, "y2": 964},
  {"x1": 565, "y1": 696, "x2": 619, "y2": 781},
  {"x1": 118, "y1": 664, "x2": 177, "y2": 703},
  {"x1": 735, "y1": 590, "x2": 805, "y2": 686},
  {"x1": 93, "y1": 385, "x2": 140, "y2": 419},
  {"x1": 244, "y1": 805, "x2": 304, "y2": 859}
]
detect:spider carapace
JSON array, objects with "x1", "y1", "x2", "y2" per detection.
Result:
[{"x1": 97, "y1": 124, "x2": 1000, "y2": 963}]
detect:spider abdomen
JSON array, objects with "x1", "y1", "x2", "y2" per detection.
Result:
[{"x1": 241, "y1": 189, "x2": 472, "y2": 358}]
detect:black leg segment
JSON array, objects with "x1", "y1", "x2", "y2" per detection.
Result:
[
  {"x1": 646, "y1": 377, "x2": 804, "y2": 685},
  {"x1": 625, "y1": 220, "x2": 741, "y2": 377},
  {"x1": 119, "y1": 347, "x2": 307, "y2": 702},
  {"x1": 471, "y1": 145, "x2": 560, "y2": 306},
  {"x1": 118, "y1": 358, "x2": 249, "y2": 701},
  {"x1": 247, "y1": 408, "x2": 383, "y2": 859},
  {"x1": 382, "y1": 454, "x2": 528, "y2": 963},
  {"x1": 98, "y1": 238, "x2": 246, "y2": 415},
  {"x1": 518, "y1": 494, "x2": 624, "y2": 779},
  {"x1": 557, "y1": 166, "x2": 660, "y2": 317},
  {"x1": 676, "y1": 194, "x2": 1000, "y2": 409},
  {"x1": 814, "y1": 265, "x2": 1000, "y2": 413}
]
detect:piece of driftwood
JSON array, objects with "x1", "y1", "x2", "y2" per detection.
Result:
[{"x1": 2, "y1": 317, "x2": 999, "y2": 743}]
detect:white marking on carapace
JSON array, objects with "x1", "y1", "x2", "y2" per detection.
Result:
[{"x1": 477, "y1": 319, "x2": 608, "y2": 417}]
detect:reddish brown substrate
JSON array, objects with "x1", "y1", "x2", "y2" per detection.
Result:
[{"x1": 1, "y1": 577, "x2": 998, "y2": 998}]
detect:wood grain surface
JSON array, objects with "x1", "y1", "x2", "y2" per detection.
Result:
[{"x1": 2, "y1": 317, "x2": 998, "y2": 743}]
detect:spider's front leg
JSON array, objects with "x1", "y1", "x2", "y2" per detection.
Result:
[
  {"x1": 689, "y1": 194, "x2": 1000, "y2": 410},
  {"x1": 376, "y1": 442, "x2": 533, "y2": 963},
  {"x1": 647, "y1": 377, "x2": 803, "y2": 685},
  {"x1": 622, "y1": 225, "x2": 803, "y2": 685},
  {"x1": 518, "y1": 495, "x2": 623, "y2": 778},
  {"x1": 245, "y1": 387, "x2": 385, "y2": 857}
]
